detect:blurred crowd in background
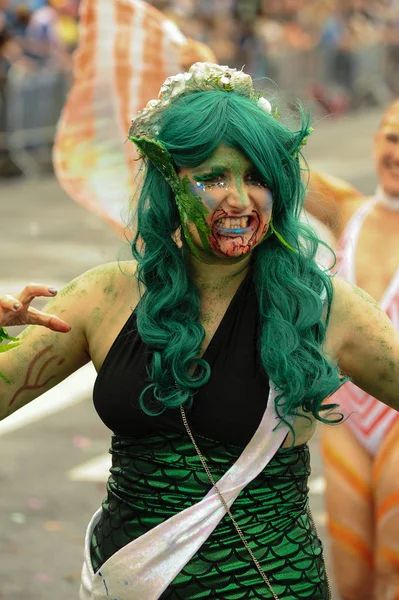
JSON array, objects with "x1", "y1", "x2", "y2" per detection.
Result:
[
  {"x1": 0, "y1": 0, "x2": 79, "y2": 73},
  {"x1": 159, "y1": 0, "x2": 399, "y2": 108},
  {"x1": 1, "y1": 0, "x2": 399, "y2": 177}
]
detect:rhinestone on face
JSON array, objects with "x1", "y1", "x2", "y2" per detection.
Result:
[{"x1": 195, "y1": 181, "x2": 227, "y2": 191}]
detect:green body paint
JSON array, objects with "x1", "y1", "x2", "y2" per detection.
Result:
[
  {"x1": 59, "y1": 280, "x2": 79, "y2": 297},
  {"x1": 90, "y1": 307, "x2": 104, "y2": 327},
  {"x1": 103, "y1": 284, "x2": 119, "y2": 303},
  {"x1": 352, "y1": 285, "x2": 382, "y2": 311}
]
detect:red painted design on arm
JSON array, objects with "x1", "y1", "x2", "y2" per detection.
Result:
[{"x1": 9, "y1": 345, "x2": 66, "y2": 407}]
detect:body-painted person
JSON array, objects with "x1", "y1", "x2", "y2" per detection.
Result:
[
  {"x1": 309, "y1": 99, "x2": 399, "y2": 600},
  {"x1": 1, "y1": 64, "x2": 399, "y2": 600}
]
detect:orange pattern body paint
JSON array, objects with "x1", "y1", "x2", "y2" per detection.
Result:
[{"x1": 322, "y1": 419, "x2": 399, "y2": 599}]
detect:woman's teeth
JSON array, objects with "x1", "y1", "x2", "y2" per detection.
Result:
[{"x1": 216, "y1": 216, "x2": 250, "y2": 229}]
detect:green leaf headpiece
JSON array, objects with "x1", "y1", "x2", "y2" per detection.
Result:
[{"x1": 129, "y1": 135, "x2": 211, "y2": 257}]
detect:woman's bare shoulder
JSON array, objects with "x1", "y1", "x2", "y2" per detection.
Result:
[
  {"x1": 78, "y1": 260, "x2": 141, "y2": 315},
  {"x1": 74, "y1": 260, "x2": 139, "y2": 296},
  {"x1": 52, "y1": 260, "x2": 141, "y2": 337},
  {"x1": 76, "y1": 261, "x2": 142, "y2": 369}
]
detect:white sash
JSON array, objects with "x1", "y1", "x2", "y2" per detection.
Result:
[{"x1": 80, "y1": 384, "x2": 290, "y2": 599}]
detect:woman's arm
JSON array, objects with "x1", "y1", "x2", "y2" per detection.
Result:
[
  {"x1": 326, "y1": 276, "x2": 399, "y2": 409},
  {"x1": 0, "y1": 261, "x2": 138, "y2": 420},
  {"x1": 0, "y1": 277, "x2": 90, "y2": 420},
  {"x1": 305, "y1": 170, "x2": 366, "y2": 238}
]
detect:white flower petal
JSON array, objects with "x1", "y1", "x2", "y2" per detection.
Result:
[
  {"x1": 258, "y1": 97, "x2": 272, "y2": 114},
  {"x1": 146, "y1": 99, "x2": 160, "y2": 109}
]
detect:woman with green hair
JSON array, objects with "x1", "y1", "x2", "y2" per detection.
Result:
[{"x1": 0, "y1": 63, "x2": 398, "y2": 600}]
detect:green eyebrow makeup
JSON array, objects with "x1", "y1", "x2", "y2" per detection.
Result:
[{"x1": 193, "y1": 167, "x2": 226, "y2": 181}]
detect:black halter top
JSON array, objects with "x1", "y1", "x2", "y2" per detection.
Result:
[{"x1": 93, "y1": 274, "x2": 270, "y2": 447}]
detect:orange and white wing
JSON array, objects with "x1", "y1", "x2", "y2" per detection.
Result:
[{"x1": 53, "y1": 0, "x2": 189, "y2": 236}]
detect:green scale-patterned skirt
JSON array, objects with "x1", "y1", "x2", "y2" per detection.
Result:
[{"x1": 90, "y1": 431, "x2": 330, "y2": 599}]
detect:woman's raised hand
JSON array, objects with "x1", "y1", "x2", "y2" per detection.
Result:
[{"x1": 0, "y1": 284, "x2": 71, "y2": 332}]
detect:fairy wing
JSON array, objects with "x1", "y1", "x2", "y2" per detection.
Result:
[{"x1": 53, "y1": 0, "x2": 189, "y2": 236}]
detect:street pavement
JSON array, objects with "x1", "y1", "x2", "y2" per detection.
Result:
[{"x1": 0, "y1": 108, "x2": 381, "y2": 599}]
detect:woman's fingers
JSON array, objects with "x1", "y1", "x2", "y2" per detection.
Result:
[
  {"x1": 0, "y1": 284, "x2": 70, "y2": 332},
  {"x1": 0, "y1": 284, "x2": 58, "y2": 312},
  {"x1": 17, "y1": 283, "x2": 58, "y2": 305},
  {"x1": 26, "y1": 307, "x2": 71, "y2": 333},
  {"x1": 0, "y1": 294, "x2": 24, "y2": 313}
]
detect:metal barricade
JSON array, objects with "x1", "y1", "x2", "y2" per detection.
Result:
[
  {"x1": 3, "y1": 66, "x2": 70, "y2": 177},
  {"x1": 263, "y1": 42, "x2": 394, "y2": 112},
  {"x1": 265, "y1": 47, "x2": 320, "y2": 105},
  {"x1": 353, "y1": 43, "x2": 392, "y2": 106}
]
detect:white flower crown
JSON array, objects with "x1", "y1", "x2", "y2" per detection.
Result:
[{"x1": 130, "y1": 62, "x2": 273, "y2": 139}]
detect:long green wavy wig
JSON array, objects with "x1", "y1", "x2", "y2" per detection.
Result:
[{"x1": 131, "y1": 89, "x2": 346, "y2": 425}]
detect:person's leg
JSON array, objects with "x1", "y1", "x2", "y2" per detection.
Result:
[
  {"x1": 374, "y1": 418, "x2": 399, "y2": 600},
  {"x1": 321, "y1": 422, "x2": 374, "y2": 600}
]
